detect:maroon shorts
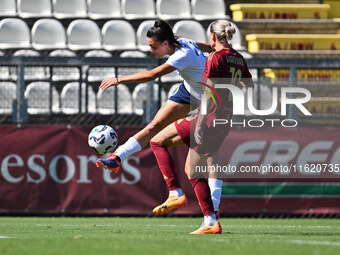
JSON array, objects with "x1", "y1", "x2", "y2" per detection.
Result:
[{"x1": 174, "y1": 114, "x2": 230, "y2": 157}]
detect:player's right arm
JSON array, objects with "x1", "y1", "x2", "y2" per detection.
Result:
[{"x1": 99, "y1": 63, "x2": 176, "y2": 90}]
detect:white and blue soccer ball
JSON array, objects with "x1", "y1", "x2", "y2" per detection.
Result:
[{"x1": 88, "y1": 125, "x2": 118, "y2": 155}]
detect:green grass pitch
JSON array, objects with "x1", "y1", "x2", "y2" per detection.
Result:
[{"x1": 0, "y1": 217, "x2": 339, "y2": 255}]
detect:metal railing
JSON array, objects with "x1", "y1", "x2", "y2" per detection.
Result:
[{"x1": 0, "y1": 55, "x2": 339, "y2": 126}]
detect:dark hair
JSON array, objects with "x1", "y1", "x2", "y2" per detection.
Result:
[{"x1": 146, "y1": 19, "x2": 181, "y2": 48}]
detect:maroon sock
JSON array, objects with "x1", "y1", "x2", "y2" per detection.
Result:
[
  {"x1": 150, "y1": 141, "x2": 181, "y2": 190},
  {"x1": 189, "y1": 178, "x2": 214, "y2": 216}
]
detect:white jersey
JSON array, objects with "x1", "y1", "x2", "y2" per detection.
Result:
[{"x1": 166, "y1": 38, "x2": 206, "y2": 100}]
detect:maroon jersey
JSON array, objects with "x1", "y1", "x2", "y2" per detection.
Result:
[
  {"x1": 202, "y1": 48, "x2": 252, "y2": 120},
  {"x1": 175, "y1": 48, "x2": 253, "y2": 156}
]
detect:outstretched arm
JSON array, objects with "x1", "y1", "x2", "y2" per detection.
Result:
[{"x1": 100, "y1": 63, "x2": 177, "y2": 90}]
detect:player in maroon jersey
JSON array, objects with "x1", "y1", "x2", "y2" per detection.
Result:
[{"x1": 151, "y1": 20, "x2": 254, "y2": 234}]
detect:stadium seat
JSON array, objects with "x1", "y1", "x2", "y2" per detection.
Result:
[
  {"x1": 245, "y1": 34, "x2": 340, "y2": 53},
  {"x1": 60, "y1": 82, "x2": 96, "y2": 114},
  {"x1": 173, "y1": 20, "x2": 206, "y2": 43},
  {"x1": 87, "y1": 0, "x2": 122, "y2": 19},
  {"x1": 0, "y1": 82, "x2": 16, "y2": 114},
  {"x1": 0, "y1": 18, "x2": 30, "y2": 49},
  {"x1": 156, "y1": 0, "x2": 191, "y2": 20},
  {"x1": 49, "y1": 50, "x2": 80, "y2": 81},
  {"x1": 97, "y1": 84, "x2": 133, "y2": 114},
  {"x1": 84, "y1": 50, "x2": 115, "y2": 82},
  {"x1": 132, "y1": 83, "x2": 166, "y2": 115},
  {"x1": 17, "y1": 0, "x2": 52, "y2": 18},
  {"x1": 191, "y1": 0, "x2": 229, "y2": 20},
  {"x1": 136, "y1": 20, "x2": 155, "y2": 51},
  {"x1": 122, "y1": 0, "x2": 156, "y2": 20},
  {"x1": 31, "y1": 19, "x2": 66, "y2": 50},
  {"x1": 0, "y1": 0, "x2": 16, "y2": 17},
  {"x1": 118, "y1": 50, "x2": 148, "y2": 77},
  {"x1": 167, "y1": 83, "x2": 180, "y2": 98},
  {"x1": 53, "y1": 0, "x2": 87, "y2": 19},
  {"x1": 102, "y1": 20, "x2": 136, "y2": 51},
  {"x1": 229, "y1": 4, "x2": 329, "y2": 21},
  {"x1": 206, "y1": 21, "x2": 245, "y2": 51},
  {"x1": 24, "y1": 82, "x2": 60, "y2": 114},
  {"x1": 11, "y1": 50, "x2": 49, "y2": 81},
  {"x1": 120, "y1": 50, "x2": 147, "y2": 58},
  {"x1": 67, "y1": 19, "x2": 101, "y2": 51},
  {"x1": 0, "y1": 51, "x2": 10, "y2": 80}
]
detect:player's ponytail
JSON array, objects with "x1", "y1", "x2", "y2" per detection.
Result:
[
  {"x1": 210, "y1": 20, "x2": 235, "y2": 46},
  {"x1": 147, "y1": 19, "x2": 181, "y2": 48}
]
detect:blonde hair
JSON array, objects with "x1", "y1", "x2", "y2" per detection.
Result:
[{"x1": 210, "y1": 20, "x2": 235, "y2": 45}]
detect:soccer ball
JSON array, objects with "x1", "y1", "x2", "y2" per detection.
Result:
[{"x1": 88, "y1": 125, "x2": 118, "y2": 155}]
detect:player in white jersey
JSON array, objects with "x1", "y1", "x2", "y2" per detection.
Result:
[
  {"x1": 96, "y1": 19, "x2": 223, "y2": 216},
  {"x1": 96, "y1": 19, "x2": 210, "y2": 169}
]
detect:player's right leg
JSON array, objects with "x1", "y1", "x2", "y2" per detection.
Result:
[
  {"x1": 96, "y1": 100, "x2": 190, "y2": 172},
  {"x1": 150, "y1": 122, "x2": 188, "y2": 214}
]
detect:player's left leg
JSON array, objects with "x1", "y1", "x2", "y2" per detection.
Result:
[
  {"x1": 185, "y1": 149, "x2": 221, "y2": 234},
  {"x1": 207, "y1": 153, "x2": 223, "y2": 216},
  {"x1": 150, "y1": 122, "x2": 188, "y2": 215}
]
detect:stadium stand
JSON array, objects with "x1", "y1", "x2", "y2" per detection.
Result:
[
  {"x1": 48, "y1": 49, "x2": 80, "y2": 81},
  {"x1": 156, "y1": 0, "x2": 191, "y2": 20},
  {"x1": 17, "y1": 0, "x2": 52, "y2": 18},
  {"x1": 87, "y1": 0, "x2": 122, "y2": 20},
  {"x1": 246, "y1": 34, "x2": 340, "y2": 52},
  {"x1": 121, "y1": 0, "x2": 156, "y2": 20},
  {"x1": 136, "y1": 20, "x2": 155, "y2": 51},
  {"x1": 84, "y1": 50, "x2": 115, "y2": 82},
  {"x1": 24, "y1": 81, "x2": 60, "y2": 114},
  {"x1": 0, "y1": 82, "x2": 16, "y2": 114},
  {"x1": 191, "y1": 0, "x2": 229, "y2": 21},
  {"x1": 67, "y1": 19, "x2": 102, "y2": 51},
  {"x1": 119, "y1": 49, "x2": 147, "y2": 77},
  {"x1": 173, "y1": 20, "x2": 207, "y2": 43},
  {"x1": 60, "y1": 82, "x2": 97, "y2": 114},
  {"x1": 31, "y1": 19, "x2": 66, "y2": 50},
  {"x1": 102, "y1": 20, "x2": 137, "y2": 51},
  {"x1": 97, "y1": 84, "x2": 133, "y2": 114},
  {"x1": 319, "y1": 0, "x2": 340, "y2": 18},
  {"x1": 0, "y1": 18, "x2": 30, "y2": 49},
  {"x1": 229, "y1": 4, "x2": 329, "y2": 21},
  {"x1": 11, "y1": 50, "x2": 49, "y2": 81},
  {"x1": 0, "y1": 0, "x2": 16, "y2": 17},
  {"x1": 53, "y1": 0, "x2": 87, "y2": 19},
  {"x1": 132, "y1": 83, "x2": 166, "y2": 115}
]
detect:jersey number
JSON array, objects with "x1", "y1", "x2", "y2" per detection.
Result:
[{"x1": 228, "y1": 67, "x2": 242, "y2": 101}]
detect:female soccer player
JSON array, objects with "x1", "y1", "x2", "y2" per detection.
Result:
[
  {"x1": 151, "y1": 20, "x2": 254, "y2": 234},
  {"x1": 96, "y1": 19, "x2": 210, "y2": 171}
]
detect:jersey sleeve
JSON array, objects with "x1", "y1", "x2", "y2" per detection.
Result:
[{"x1": 166, "y1": 48, "x2": 188, "y2": 70}]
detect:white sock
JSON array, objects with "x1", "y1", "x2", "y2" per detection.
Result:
[
  {"x1": 204, "y1": 213, "x2": 217, "y2": 226},
  {"x1": 115, "y1": 137, "x2": 142, "y2": 161},
  {"x1": 208, "y1": 178, "x2": 223, "y2": 212},
  {"x1": 169, "y1": 188, "x2": 183, "y2": 197}
]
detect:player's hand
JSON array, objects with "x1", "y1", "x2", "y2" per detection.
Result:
[
  {"x1": 99, "y1": 77, "x2": 119, "y2": 90},
  {"x1": 194, "y1": 125, "x2": 203, "y2": 145}
]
